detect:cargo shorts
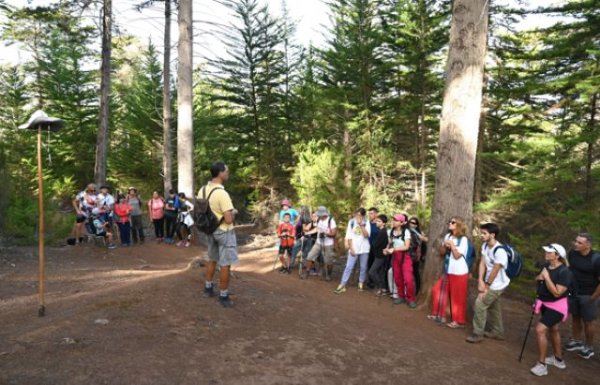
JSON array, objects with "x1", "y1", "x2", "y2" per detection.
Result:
[{"x1": 207, "y1": 228, "x2": 239, "y2": 267}]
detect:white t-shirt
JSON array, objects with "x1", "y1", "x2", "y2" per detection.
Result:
[
  {"x1": 445, "y1": 234, "x2": 469, "y2": 275},
  {"x1": 345, "y1": 218, "x2": 371, "y2": 254},
  {"x1": 97, "y1": 193, "x2": 115, "y2": 212},
  {"x1": 389, "y1": 228, "x2": 411, "y2": 249},
  {"x1": 482, "y1": 242, "x2": 510, "y2": 290},
  {"x1": 316, "y1": 217, "x2": 337, "y2": 247},
  {"x1": 76, "y1": 190, "x2": 97, "y2": 216}
]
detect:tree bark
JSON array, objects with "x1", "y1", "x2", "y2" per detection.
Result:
[
  {"x1": 421, "y1": 0, "x2": 489, "y2": 300},
  {"x1": 162, "y1": 0, "x2": 173, "y2": 194},
  {"x1": 585, "y1": 93, "x2": 597, "y2": 200},
  {"x1": 177, "y1": 0, "x2": 194, "y2": 197},
  {"x1": 94, "y1": 0, "x2": 112, "y2": 186}
]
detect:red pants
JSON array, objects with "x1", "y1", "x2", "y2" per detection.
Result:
[
  {"x1": 392, "y1": 251, "x2": 415, "y2": 302},
  {"x1": 431, "y1": 273, "x2": 468, "y2": 324}
]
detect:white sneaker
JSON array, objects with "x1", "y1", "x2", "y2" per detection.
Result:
[
  {"x1": 530, "y1": 362, "x2": 548, "y2": 377},
  {"x1": 544, "y1": 356, "x2": 566, "y2": 369}
]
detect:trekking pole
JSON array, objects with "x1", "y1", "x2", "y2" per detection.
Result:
[
  {"x1": 518, "y1": 304, "x2": 535, "y2": 362},
  {"x1": 518, "y1": 281, "x2": 541, "y2": 362}
]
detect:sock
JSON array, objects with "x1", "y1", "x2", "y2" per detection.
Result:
[
  {"x1": 555, "y1": 356, "x2": 563, "y2": 362},
  {"x1": 205, "y1": 282, "x2": 213, "y2": 289},
  {"x1": 220, "y1": 289, "x2": 228, "y2": 297},
  {"x1": 539, "y1": 361, "x2": 546, "y2": 366}
]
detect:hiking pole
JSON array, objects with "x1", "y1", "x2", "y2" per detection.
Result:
[
  {"x1": 518, "y1": 305, "x2": 535, "y2": 362},
  {"x1": 518, "y1": 281, "x2": 542, "y2": 362}
]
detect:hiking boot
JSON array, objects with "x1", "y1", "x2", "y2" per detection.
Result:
[
  {"x1": 465, "y1": 334, "x2": 483, "y2": 344},
  {"x1": 407, "y1": 301, "x2": 417, "y2": 309},
  {"x1": 578, "y1": 346, "x2": 595, "y2": 359},
  {"x1": 544, "y1": 356, "x2": 566, "y2": 369},
  {"x1": 530, "y1": 362, "x2": 548, "y2": 376},
  {"x1": 564, "y1": 339, "x2": 584, "y2": 352},
  {"x1": 357, "y1": 283, "x2": 365, "y2": 291},
  {"x1": 483, "y1": 331, "x2": 505, "y2": 340},
  {"x1": 203, "y1": 286, "x2": 215, "y2": 298},
  {"x1": 334, "y1": 285, "x2": 346, "y2": 294},
  {"x1": 393, "y1": 298, "x2": 405, "y2": 305},
  {"x1": 107, "y1": 243, "x2": 117, "y2": 249},
  {"x1": 218, "y1": 295, "x2": 234, "y2": 308},
  {"x1": 278, "y1": 267, "x2": 287, "y2": 274}
]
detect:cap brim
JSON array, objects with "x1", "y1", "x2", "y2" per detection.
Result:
[{"x1": 542, "y1": 246, "x2": 554, "y2": 253}]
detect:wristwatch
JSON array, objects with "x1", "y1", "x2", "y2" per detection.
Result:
[{"x1": 484, "y1": 281, "x2": 491, "y2": 286}]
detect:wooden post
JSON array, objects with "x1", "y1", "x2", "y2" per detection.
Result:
[{"x1": 37, "y1": 125, "x2": 45, "y2": 317}]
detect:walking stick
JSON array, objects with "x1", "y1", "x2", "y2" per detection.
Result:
[
  {"x1": 518, "y1": 305, "x2": 535, "y2": 362},
  {"x1": 519, "y1": 281, "x2": 542, "y2": 362}
]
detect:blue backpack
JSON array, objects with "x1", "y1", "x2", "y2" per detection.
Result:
[
  {"x1": 493, "y1": 244, "x2": 523, "y2": 279},
  {"x1": 443, "y1": 236, "x2": 475, "y2": 273},
  {"x1": 458, "y1": 236, "x2": 476, "y2": 270}
]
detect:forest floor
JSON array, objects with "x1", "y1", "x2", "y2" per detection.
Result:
[{"x1": 1, "y1": 226, "x2": 599, "y2": 385}]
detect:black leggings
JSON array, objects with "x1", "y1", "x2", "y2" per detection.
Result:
[
  {"x1": 165, "y1": 213, "x2": 178, "y2": 239},
  {"x1": 152, "y1": 218, "x2": 164, "y2": 238}
]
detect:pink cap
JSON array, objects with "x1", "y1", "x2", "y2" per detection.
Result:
[{"x1": 392, "y1": 213, "x2": 407, "y2": 222}]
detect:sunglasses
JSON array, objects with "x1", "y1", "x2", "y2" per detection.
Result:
[
  {"x1": 409, "y1": 221, "x2": 417, "y2": 225},
  {"x1": 448, "y1": 220, "x2": 456, "y2": 225},
  {"x1": 87, "y1": 189, "x2": 96, "y2": 192}
]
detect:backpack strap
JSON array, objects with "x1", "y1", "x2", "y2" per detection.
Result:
[{"x1": 203, "y1": 185, "x2": 224, "y2": 201}]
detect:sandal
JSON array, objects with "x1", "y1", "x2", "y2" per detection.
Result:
[
  {"x1": 447, "y1": 322, "x2": 465, "y2": 329},
  {"x1": 426, "y1": 315, "x2": 438, "y2": 321}
]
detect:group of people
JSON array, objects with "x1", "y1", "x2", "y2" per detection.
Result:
[
  {"x1": 71, "y1": 184, "x2": 196, "y2": 249},
  {"x1": 274, "y1": 203, "x2": 600, "y2": 376},
  {"x1": 274, "y1": 203, "x2": 428, "y2": 309}
]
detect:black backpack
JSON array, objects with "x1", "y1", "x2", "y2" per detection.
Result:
[{"x1": 193, "y1": 186, "x2": 224, "y2": 234}]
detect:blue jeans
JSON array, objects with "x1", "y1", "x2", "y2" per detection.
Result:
[
  {"x1": 117, "y1": 222, "x2": 131, "y2": 245},
  {"x1": 340, "y1": 252, "x2": 369, "y2": 286}
]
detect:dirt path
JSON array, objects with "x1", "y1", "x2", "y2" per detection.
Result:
[{"x1": 0, "y1": 236, "x2": 598, "y2": 385}]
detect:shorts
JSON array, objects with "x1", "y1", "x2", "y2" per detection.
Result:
[
  {"x1": 96, "y1": 231, "x2": 107, "y2": 237},
  {"x1": 540, "y1": 306, "x2": 563, "y2": 328},
  {"x1": 207, "y1": 228, "x2": 239, "y2": 267},
  {"x1": 76, "y1": 214, "x2": 87, "y2": 223},
  {"x1": 279, "y1": 246, "x2": 292, "y2": 255},
  {"x1": 569, "y1": 295, "x2": 599, "y2": 322},
  {"x1": 306, "y1": 242, "x2": 335, "y2": 265}
]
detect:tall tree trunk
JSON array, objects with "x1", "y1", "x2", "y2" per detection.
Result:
[
  {"x1": 421, "y1": 0, "x2": 489, "y2": 300},
  {"x1": 162, "y1": 0, "x2": 173, "y2": 194},
  {"x1": 94, "y1": 0, "x2": 112, "y2": 186},
  {"x1": 473, "y1": 101, "x2": 486, "y2": 204},
  {"x1": 177, "y1": 0, "x2": 194, "y2": 197},
  {"x1": 585, "y1": 92, "x2": 597, "y2": 200}
]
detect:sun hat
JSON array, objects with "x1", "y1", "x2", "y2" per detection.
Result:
[
  {"x1": 92, "y1": 208, "x2": 100, "y2": 216},
  {"x1": 315, "y1": 206, "x2": 329, "y2": 217},
  {"x1": 392, "y1": 213, "x2": 407, "y2": 222},
  {"x1": 542, "y1": 243, "x2": 567, "y2": 259},
  {"x1": 281, "y1": 199, "x2": 291, "y2": 207}
]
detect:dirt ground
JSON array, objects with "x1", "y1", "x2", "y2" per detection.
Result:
[{"x1": 1, "y1": 228, "x2": 598, "y2": 385}]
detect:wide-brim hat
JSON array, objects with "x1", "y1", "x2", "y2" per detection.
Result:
[
  {"x1": 315, "y1": 206, "x2": 329, "y2": 216},
  {"x1": 542, "y1": 243, "x2": 567, "y2": 259},
  {"x1": 19, "y1": 110, "x2": 64, "y2": 132}
]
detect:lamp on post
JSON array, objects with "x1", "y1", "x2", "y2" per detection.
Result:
[{"x1": 19, "y1": 110, "x2": 64, "y2": 317}]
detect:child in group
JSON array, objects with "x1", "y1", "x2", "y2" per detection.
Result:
[
  {"x1": 277, "y1": 213, "x2": 296, "y2": 273},
  {"x1": 113, "y1": 194, "x2": 132, "y2": 246},
  {"x1": 90, "y1": 208, "x2": 116, "y2": 249}
]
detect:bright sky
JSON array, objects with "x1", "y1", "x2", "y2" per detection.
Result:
[
  {"x1": 1, "y1": 0, "x2": 332, "y2": 65},
  {"x1": 0, "y1": 0, "x2": 566, "y2": 66}
]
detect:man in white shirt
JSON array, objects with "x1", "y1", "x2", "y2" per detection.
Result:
[
  {"x1": 466, "y1": 222, "x2": 510, "y2": 343},
  {"x1": 302, "y1": 206, "x2": 337, "y2": 281}
]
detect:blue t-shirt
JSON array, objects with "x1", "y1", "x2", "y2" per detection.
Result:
[
  {"x1": 279, "y1": 208, "x2": 299, "y2": 223},
  {"x1": 369, "y1": 222, "x2": 379, "y2": 245}
]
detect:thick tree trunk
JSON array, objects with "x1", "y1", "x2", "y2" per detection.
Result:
[
  {"x1": 473, "y1": 102, "x2": 486, "y2": 204},
  {"x1": 94, "y1": 0, "x2": 112, "y2": 186},
  {"x1": 177, "y1": 0, "x2": 194, "y2": 197},
  {"x1": 421, "y1": 0, "x2": 489, "y2": 300},
  {"x1": 162, "y1": 0, "x2": 173, "y2": 194}
]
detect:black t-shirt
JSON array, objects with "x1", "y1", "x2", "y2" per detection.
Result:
[
  {"x1": 568, "y1": 249, "x2": 600, "y2": 295},
  {"x1": 372, "y1": 229, "x2": 389, "y2": 259},
  {"x1": 537, "y1": 264, "x2": 572, "y2": 302},
  {"x1": 295, "y1": 220, "x2": 304, "y2": 238}
]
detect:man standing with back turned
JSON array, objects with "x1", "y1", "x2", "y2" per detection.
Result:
[
  {"x1": 564, "y1": 233, "x2": 600, "y2": 359},
  {"x1": 201, "y1": 161, "x2": 239, "y2": 307}
]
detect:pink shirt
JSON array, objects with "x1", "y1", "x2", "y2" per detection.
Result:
[{"x1": 148, "y1": 198, "x2": 165, "y2": 220}]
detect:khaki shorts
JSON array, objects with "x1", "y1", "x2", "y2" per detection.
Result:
[
  {"x1": 207, "y1": 229, "x2": 239, "y2": 267},
  {"x1": 306, "y1": 242, "x2": 335, "y2": 265}
]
